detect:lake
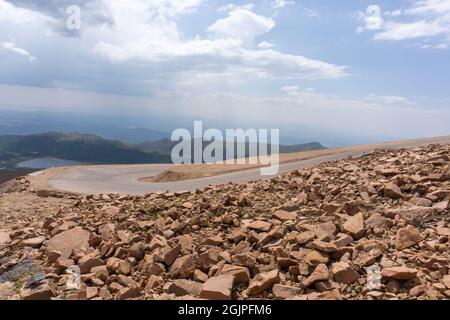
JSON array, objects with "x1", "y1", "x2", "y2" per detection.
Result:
[{"x1": 17, "y1": 158, "x2": 82, "y2": 169}]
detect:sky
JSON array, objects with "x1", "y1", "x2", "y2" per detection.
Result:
[{"x1": 0, "y1": 0, "x2": 450, "y2": 143}]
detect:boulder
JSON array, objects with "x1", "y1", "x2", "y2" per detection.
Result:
[{"x1": 46, "y1": 227, "x2": 90, "y2": 259}]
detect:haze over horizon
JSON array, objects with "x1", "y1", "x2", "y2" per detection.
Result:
[{"x1": 1, "y1": 0, "x2": 450, "y2": 145}]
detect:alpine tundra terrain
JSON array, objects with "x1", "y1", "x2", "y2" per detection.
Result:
[{"x1": 0, "y1": 141, "x2": 450, "y2": 300}]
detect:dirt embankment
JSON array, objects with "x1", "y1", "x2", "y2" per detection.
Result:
[{"x1": 146, "y1": 145, "x2": 375, "y2": 183}]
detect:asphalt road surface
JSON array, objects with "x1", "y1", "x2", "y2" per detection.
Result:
[{"x1": 47, "y1": 136, "x2": 450, "y2": 195}]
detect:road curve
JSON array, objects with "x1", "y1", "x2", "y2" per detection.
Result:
[{"x1": 47, "y1": 136, "x2": 450, "y2": 195}]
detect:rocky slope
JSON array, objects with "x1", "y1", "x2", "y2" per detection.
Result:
[{"x1": 0, "y1": 144, "x2": 449, "y2": 300}]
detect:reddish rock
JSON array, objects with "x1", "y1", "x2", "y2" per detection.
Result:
[
  {"x1": 272, "y1": 284, "x2": 302, "y2": 299},
  {"x1": 331, "y1": 262, "x2": 360, "y2": 284},
  {"x1": 219, "y1": 265, "x2": 250, "y2": 284},
  {"x1": 167, "y1": 279, "x2": 202, "y2": 297},
  {"x1": 46, "y1": 227, "x2": 90, "y2": 259},
  {"x1": 78, "y1": 251, "x2": 104, "y2": 274},
  {"x1": 23, "y1": 236, "x2": 45, "y2": 248},
  {"x1": 247, "y1": 269, "x2": 280, "y2": 296},
  {"x1": 200, "y1": 275, "x2": 235, "y2": 300},
  {"x1": 273, "y1": 210, "x2": 297, "y2": 221},
  {"x1": 169, "y1": 254, "x2": 199, "y2": 279},
  {"x1": 20, "y1": 283, "x2": 55, "y2": 300},
  {"x1": 384, "y1": 183, "x2": 403, "y2": 199},
  {"x1": 248, "y1": 221, "x2": 272, "y2": 232},
  {"x1": 382, "y1": 267, "x2": 418, "y2": 280},
  {"x1": 302, "y1": 264, "x2": 329, "y2": 288},
  {"x1": 342, "y1": 212, "x2": 365, "y2": 239},
  {"x1": 395, "y1": 226, "x2": 421, "y2": 250}
]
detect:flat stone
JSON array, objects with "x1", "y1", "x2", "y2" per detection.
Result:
[
  {"x1": 200, "y1": 275, "x2": 235, "y2": 300},
  {"x1": 248, "y1": 221, "x2": 272, "y2": 232},
  {"x1": 22, "y1": 236, "x2": 45, "y2": 248},
  {"x1": 273, "y1": 210, "x2": 297, "y2": 221},
  {"x1": 202, "y1": 236, "x2": 224, "y2": 246},
  {"x1": 272, "y1": 284, "x2": 302, "y2": 299},
  {"x1": 381, "y1": 267, "x2": 418, "y2": 280},
  {"x1": 46, "y1": 227, "x2": 90, "y2": 259},
  {"x1": 167, "y1": 279, "x2": 202, "y2": 297},
  {"x1": 20, "y1": 283, "x2": 55, "y2": 300}
]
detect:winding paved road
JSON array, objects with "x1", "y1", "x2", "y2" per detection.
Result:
[{"x1": 47, "y1": 136, "x2": 450, "y2": 195}]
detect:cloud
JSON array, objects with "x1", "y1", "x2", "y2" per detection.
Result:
[
  {"x1": 374, "y1": 20, "x2": 446, "y2": 40},
  {"x1": 218, "y1": 3, "x2": 255, "y2": 12},
  {"x1": 208, "y1": 8, "x2": 275, "y2": 42},
  {"x1": 0, "y1": 0, "x2": 53, "y2": 24},
  {"x1": 385, "y1": 9, "x2": 402, "y2": 17},
  {"x1": 364, "y1": 94, "x2": 416, "y2": 105},
  {"x1": 1, "y1": 41, "x2": 36, "y2": 62},
  {"x1": 3, "y1": 83, "x2": 448, "y2": 140},
  {"x1": 357, "y1": 1, "x2": 450, "y2": 47},
  {"x1": 272, "y1": 0, "x2": 294, "y2": 10},
  {"x1": 92, "y1": 3, "x2": 346, "y2": 80},
  {"x1": 257, "y1": 41, "x2": 275, "y2": 49}
]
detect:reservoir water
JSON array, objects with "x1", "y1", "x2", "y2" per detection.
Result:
[{"x1": 17, "y1": 158, "x2": 81, "y2": 169}]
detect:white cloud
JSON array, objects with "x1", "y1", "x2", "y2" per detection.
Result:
[
  {"x1": 365, "y1": 94, "x2": 416, "y2": 105},
  {"x1": 385, "y1": 9, "x2": 403, "y2": 17},
  {"x1": 405, "y1": 0, "x2": 450, "y2": 15},
  {"x1": 374, "y1": 20, "x2": 446, "y2": 40},
  {"x1": 272, "y1": 0, "x2": 294, "y2": 10},
  {"x1": 1, "y1": 41, "x2": 36, "y2": 62},
  {"x1": 218, "y1": 3, "x2": 255, "y2": 12},
  {"x1": 357, "y1": 1, "x2": 450, "y2": 47},
  {"x1": 4, "y1": 83, "x2": 447, "y2": 139},
  {"x1": 208, "y1": 9, "x2": 275, "y2": 42},
  {"x1": 0, "y1": 0, "x2": 53, "y2": 24},
  {"x1": 280, "y1": 85, "x2": 300, "y2": 94},
  {"x1": 257, "y1": 41, "x2": 275, "y2": 49},
  {"x1": 92, "y1": 3, "x2": 346, "y2": 80}
]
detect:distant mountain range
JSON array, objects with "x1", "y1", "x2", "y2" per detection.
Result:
[
  {"x1": 0, "y1": 132, "x2": 326, "y2": 169},
  {"x1": 0, "y1": 132, "x2": 171, "y2": 168},
  {"x1": 139, "y1": 138, "x2": 325, "y2": 157}
]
